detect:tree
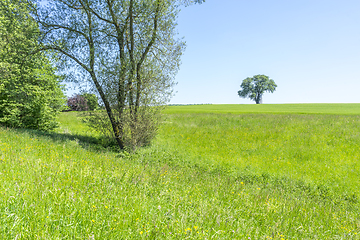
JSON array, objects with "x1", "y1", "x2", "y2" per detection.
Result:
[
  {"x1": 0, "y1": 0, "x2": 66, "y2": 130},
  {"x1": 32, "y1": 0, "x2": 203, "y2": 150},
  {"x1": 238, "y1": 75, "x2": 277, "y2": 104},
  {"x1": 67, "y1": 93, "x2": 98, "y2": 111},
  {"x1": 81, "y1": 93, "x2": 98, "y2": 111},
  {"x1": 67, "y1": 94, "x2": 88, "y2": 111}
]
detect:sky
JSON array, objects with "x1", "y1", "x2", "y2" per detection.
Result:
[
  {"x1": 65, "y1": 0, "x2": 360, "y2": 104},
  {"x1": 169, "y1": 0, "x2": 360, "y2": 104}
]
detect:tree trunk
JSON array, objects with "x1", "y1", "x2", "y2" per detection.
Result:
[
  {"x1": 255, "y1": 93, "x2": 261, "y2": 104},
  {"x1": 89, "y1": 72, "x2": 125, "y2": 149},
  {"x1": 86, "y1": 5, "x2": 125, "y2": 150}
]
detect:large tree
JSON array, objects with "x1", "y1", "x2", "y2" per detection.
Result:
[
  {"x1": 32, "y1": 0, "x2": 203, "y2": 150},
  {"x1": 0, "y1": 0, "x2": 65, "y2": 130},
  {"x1": 238, "y1": 74, "x2": 277, "y2": 104}
]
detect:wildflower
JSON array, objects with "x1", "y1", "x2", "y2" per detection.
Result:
[
  {"x1": 140, "y1": 231, "x2": 143, "y2": 234},
  {"x1": 92, "y1": 219, "x2": 95, "y2": 223}
]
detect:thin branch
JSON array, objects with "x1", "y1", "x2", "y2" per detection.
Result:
[{"x1": 32, "y1": 46, "x2": 91, "y2": 73}]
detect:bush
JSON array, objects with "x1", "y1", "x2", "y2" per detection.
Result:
[
  {"x1": 67, "y1": 94, "x2": 88, "y2": 111},
  {"x1": 81, "y1": 93, "x2": 98, "y2": 111},
  {"x1": 66, "y1": 93, "x2": 99, "y2": 111},
  {"x1": 0, "y1": 0, "x2": 66, "y2": 131},
  {"x1": 84, "y1": 106, "x2": 163, "y2": 151}
]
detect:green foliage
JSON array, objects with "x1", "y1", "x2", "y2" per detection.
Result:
[
  {"x1": 238, "y1": 74, "x2": 277, "y2": 104},
  {"x1": 81, "y1": 93, "x2": 99, "y2": 111},
  {"x1": 0, "y1": 0, "x2": 66, "y2": 130},
  {"x1": 84, "y1": 106, "x2": 163, "y2": 150},
  {"x1": 34, "y1": 0, "x2": 188, "y2": 150}
]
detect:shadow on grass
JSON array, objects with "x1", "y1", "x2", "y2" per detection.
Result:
[{"x1": 11, "y1": 127, "x2": 120, "y2": 153}]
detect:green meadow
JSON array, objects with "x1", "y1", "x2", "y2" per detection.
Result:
[
  {"x1": 1, "y1": 104, "x2": 360, "y2": 239},
  {"x1": 165, "y1": 103, "x2": 360, "y2": 115}
]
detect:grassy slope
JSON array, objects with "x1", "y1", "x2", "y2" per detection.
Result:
[{"x1": 0, "y1": 104, "x2": 360, "y2": 239}]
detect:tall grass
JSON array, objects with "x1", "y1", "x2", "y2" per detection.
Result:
[
  {"x1": 0, "y1": 106, "x2": 360, "y2": 239},
  {"x1": 156, "y1": 113, "x2": 360, "y2": 197}
]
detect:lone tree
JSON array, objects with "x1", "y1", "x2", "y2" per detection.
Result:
[{"x1": 238, "y1": 75, "x2": 277, "y2": 104}]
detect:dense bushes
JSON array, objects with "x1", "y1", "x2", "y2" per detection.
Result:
[
  {"x1": 67, "y1": 93, "x2": 99, "y2": 111},
  {"x1": 0, "y1": 0, "x2": 66, "y2": 131},
  {"x1": 67, "y1": 94, "x2": 88, "y2": 111}
]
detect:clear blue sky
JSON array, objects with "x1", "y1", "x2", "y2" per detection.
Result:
[
  {"x1": 170, "y1": 0, "x2": 360, "y2": 104},
  {"x1": 66, "y1": 0, "x2": 360, "y2": 104}
]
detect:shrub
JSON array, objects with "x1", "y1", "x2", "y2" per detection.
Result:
[
  {"x1": 0, "y1": 0, "x2": 66, "y2": 131},
  {"x1": 67, "y1": 94, "x2": 88, "y2": 111},
  {"x1": 81, "y1": 93, "x2": 98, "y2": 111}
]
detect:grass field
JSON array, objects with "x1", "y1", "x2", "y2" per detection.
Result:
[
  {"x1": 1, "y1": 104, "x2": 360, "y2": 239},
  {"x1": 165, "y1": 103, "x2": 360, "y2": 115}
]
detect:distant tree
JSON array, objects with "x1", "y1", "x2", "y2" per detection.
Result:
[
  {"x1": 81, "y1": 93, "x2": 98, "y2": 111},
  {"x1": 238, "y1": 75, "x2": 277, "y2": 104},
  {"x1": 67, "y1": 94, "x2": 88, "y2": 111}
]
